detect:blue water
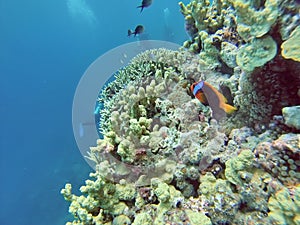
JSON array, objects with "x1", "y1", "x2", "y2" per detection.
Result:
[{"x1": 0, "y1": 0, "x2": 189, "y2": 224}]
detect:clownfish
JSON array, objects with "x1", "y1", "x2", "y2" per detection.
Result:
[{"x1": 191, "y1": 81, "x2": 237, "y2": 121}]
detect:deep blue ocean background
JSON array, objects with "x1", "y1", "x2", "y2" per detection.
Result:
[{"x1": 0, "y1": 0, "x2": 189, "y2": 224}]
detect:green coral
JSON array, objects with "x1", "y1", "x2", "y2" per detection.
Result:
[
  {"x1": 185, "y1": 209, "x2": 212, "y2": 225},
  {"x1": 132, "y1": 212, "x2": 153, "y2": 225},
  {"x1": 229, "y1": 0, "x2": 280, "y2": 41},
  {"x1": 281, "y1": 26, "x2": 300, "y2": 62},
  {"x1": 179, "y1": 0, "x2": 231, "y2": 34},
  {"x1": 236, "y1": 35, "x2": 277, "y2": 71},
  {"x1": 220, "y1": 41, "x2": 238, "y2": 68},
  {"x1": 113, "y1": 215, "x2": 131, "y2": 225},
  {"x1": 179, "y1": 0, "x2": 236, "y2": 67},
  {"x1": 198, "y1": 172, "x2": 241, "y2": 223},
  {"x1": 115, "y1": 180, "x2": 136, "y2": 201},
  {"x1": 268, "y1": 185, "x2": 300, "y2": 225},
  {"x1": 282, "y1": 106, "x2": 300, "y2": 130},
  {"x1": 117, "y1": 139, "x2": 136, "y2": 163},
  {"x1": 61, "y1": 168, "x2": 121, "y2": 224},
  {"x1": 225, "y1": 149, "x2": 254, "y2": 185},
  {"x1": 151, "y1": 178, "x2": 183, "y2": 218},
  {"x1": 198, "y1": 31, "x2": 220, "y2": 68}
]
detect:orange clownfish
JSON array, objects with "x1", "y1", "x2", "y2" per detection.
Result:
[{"x1": 191, "y1": 81, "x2": 237, "y2": 121}]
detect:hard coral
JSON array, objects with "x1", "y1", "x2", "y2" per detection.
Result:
[
  {"x1": 281, "y1": 26, "x2": 300, "y2": 62},
  {"x1": 229, "y1": 0, "x2": 280, "y2": 41},
  {"x1": 236, "y1": 35, "x2": 277, "y2": 72},
  {"x1": 254, "y1": 133, "x2": 300, "y2": 186},
  {"x1": 268, "y1": 185, "x2": 300, "y2": 225}
]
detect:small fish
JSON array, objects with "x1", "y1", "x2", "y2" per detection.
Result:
[
  {"x1": 191, "y1": 81, "x2": 237, "y2": 121},
  {"x1": 128, "y1": 25, "x2": 144, "y2": 37},
  {"x1": 137, "y1": 0, "x2": 152, "y2": 12}
]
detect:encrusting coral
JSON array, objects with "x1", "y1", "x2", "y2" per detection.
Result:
[
  {"x1": 267, "y1": 185, "x2": 300, "y2": 225},
  {"x1": 61, "y1": 0, "x2": 300, "y2": 224}
]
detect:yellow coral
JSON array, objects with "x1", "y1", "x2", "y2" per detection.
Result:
[
  {"x1": 230, "y1": 0, "x2": 280, "y2": 41},
  {"x1": 281, "y1": 26, "x2": 300, "y2": 62}
]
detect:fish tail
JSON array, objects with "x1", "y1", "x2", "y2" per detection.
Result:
[
  {"x1": 137, "y1": 5, "x2": 144, "y2": 12},
  {"x1": 222, "y1": 103, "x2": 237, "y2": 114},
  {"x1": 128, "y1": 30, "x2": 132, "y2": 37}
]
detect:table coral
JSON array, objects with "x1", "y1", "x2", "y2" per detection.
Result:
[
  {"x1": 229, "y1": 0, "x2": 280, "y2": 41},
  {"x1": 236, "y1": 35, "x2": 277, "y2": 72}
]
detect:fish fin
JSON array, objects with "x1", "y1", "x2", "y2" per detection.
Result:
[
  {"x1": 220, "y1": 93, "x2": 228, "y2": 103},
  {"x1": 214, "y1": 87, "x2": 228, "y2": 103},
  {"x1": 194, "y1": 88, "x2": 208, "y2": 104},
  {"x1": 204, "y1": 81, "x2": 228, "y2": 103},
  {"x1": 197, "y1": 92, "x2": 208, "y2": 105},
  {"x1": 222, "y1": 103, "x2": 237, "y2": 114}
]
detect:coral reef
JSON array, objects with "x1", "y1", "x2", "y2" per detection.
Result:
[
  {"x1": 62, "y1": 0, "x2": 300, "y2": 224},
  {"x1": 282, "y1": 105, "x2": 300, "y2": 130},
  {"x1": 254, "y1": 133, "x2": 300, "y2": 186},
  {"x1": 225, "y1": 149, "x2": 254, "y2": 185},
  {"x1": 281, "y1": 24, "x2": 300, "y2": 62},
  {"x1": 267, "y1": 185, "x2": 300, "y2": 225},
  {"x1": 236, "y1": 35, "x2": 277, "y2": 72},
  {"x1": 179, "y1": 0, "x2": 300, "y2": 128},
  {"x1": 230, "y1": 0, "x2": 280, "y2": 41}
]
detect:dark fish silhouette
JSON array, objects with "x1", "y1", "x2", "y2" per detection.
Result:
[
  {"x1": 137, "y1": 0, "x2": 152, "y2": 12},
  {"x1": 128, "y1": 25, "x2": 144, "y2": 37}
]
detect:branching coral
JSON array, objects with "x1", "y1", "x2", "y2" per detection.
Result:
[{"x1": 61, "y1": 165, "x2": 127, "y2": 225}]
